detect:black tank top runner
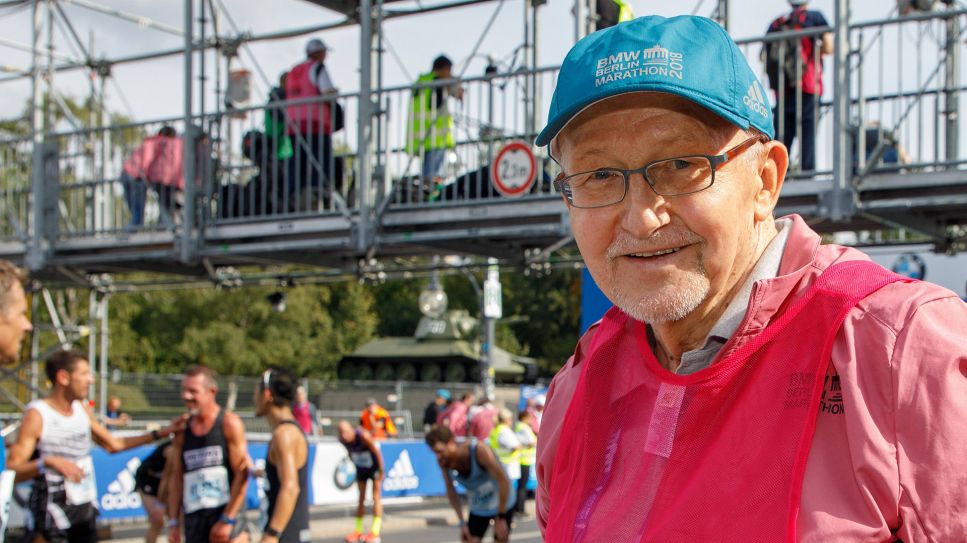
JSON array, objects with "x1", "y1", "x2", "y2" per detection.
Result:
[
  {"x1": 265, "y1": 420, "x2": 310, "y2": 543},
  {"x1": 182, "y1": 408, "x2": 236, "y2": 518},
  {"x1": 343, "y1": 429, "x2": 376, "y2": 470}
]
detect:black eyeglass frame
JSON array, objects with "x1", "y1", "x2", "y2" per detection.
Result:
[{"x1": 553, "y1": 135, "x2": 769, "y2": 209}]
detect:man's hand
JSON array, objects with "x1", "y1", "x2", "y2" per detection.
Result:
[
  {"x1": 494, "y1": 516, "x2": 510, "y2": 542},
  {"x1": 163, "y1": 414, "x2": 190, "y2": 436},
  {"x1": 260, "y1": 534, "x2": 278, "y2": 543},
  {"x1": 168, "y1": 526, "x2": 181, "y2": 543},
  {"x1": 459, "y1": 523, "x2": 472, "y2": 543},
  {"x1": 210, "y1": 520, "x2": 233, "y2": 543},
  {"x1": 48, "y1": 457, "x2": 85, "y2": 482}
]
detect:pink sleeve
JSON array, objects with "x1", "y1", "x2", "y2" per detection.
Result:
[
  {"x1": 892, "y1": 296, "x2": 967, "y2": 540},
  {"x1": 123, "y1": 144, "x2": 146, "y2": 178},
  {"x1": 536, "y1": 325, "x2": 597, "y2": 536}
]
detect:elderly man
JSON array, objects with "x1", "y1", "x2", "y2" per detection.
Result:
[
  {"x1": 0, "y1": 260, "x2": 31, "y2": 368},
  {"x1": 534, "y1": 15, "x2": 967, "y2": 542}
]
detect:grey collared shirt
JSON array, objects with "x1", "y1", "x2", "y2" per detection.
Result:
[{"x1": 661, "y1": 219, "x2": 792, "y2": 375}]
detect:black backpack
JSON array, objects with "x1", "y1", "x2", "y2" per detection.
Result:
[{"x1": 763, "y1": 9, "x2": 808, "y2": 91}]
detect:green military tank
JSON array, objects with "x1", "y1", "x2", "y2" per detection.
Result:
[{"x1": 337, "y1": 309, "x2": 538, "y2": 383}]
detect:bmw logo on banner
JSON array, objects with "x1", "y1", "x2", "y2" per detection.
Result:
[
  {"x1": 891, "y1": 252, "x2": 926, "y2": 280},
  {"x1": 333, "y1": 457, "x2": 357, "y2": 490}
]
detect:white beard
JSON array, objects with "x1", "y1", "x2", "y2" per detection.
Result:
[
  {"x1": 608, "y1": 268, "x2": 710, "y2": 323},
  {"x1": 601, "y1": 229, "x2": 710, "y2": 323}
]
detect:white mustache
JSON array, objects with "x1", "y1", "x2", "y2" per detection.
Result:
[{"x1": 606, "y1": 230, "x2": 703, "y2": 260}]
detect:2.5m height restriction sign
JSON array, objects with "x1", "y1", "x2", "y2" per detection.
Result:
[{"x1": 491, "y1": 141, "x2": 537, "y2": 197}]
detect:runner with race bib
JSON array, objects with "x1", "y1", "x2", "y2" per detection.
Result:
[
  {"x1": 425, "y1": 425, "x2": 515, "y2": 543},
  {"x1": 166, "y1": 365, "x2": 250, "y2": 543},
  {"x1": 6, "y1": 350, "x2": 184, "y2": 543}
]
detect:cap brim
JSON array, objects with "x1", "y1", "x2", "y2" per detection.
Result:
[{"x1": 536, "y1": 85, "x2": 756, "y2": 148}]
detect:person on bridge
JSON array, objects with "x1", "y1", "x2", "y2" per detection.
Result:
[
  {"x1": 426, "y1": 425, "x2": 514, "y2": 543},
  {"x1": 254, "y1": 368, "x2": 310, "y2": 543},
  {"x1": 6, "y1": 350, "x2": 185, "y2": 543},
  {"x1": 120, "y1": 126, "x2": 185, "y2": 229},
  {"x1": 359, "y1": 398, "x2": 397, "y2": 440},
  {"x1": 763, "y1": 0, "x2": 833, "y2": 173},
  {"x1": 337, "y1": 420, "x2": 385, "y2": 543},
  {"x1": 285, "y1": 37, "x2": 339, "y2": 208},
  {"x1": 533, "y1": 15, "x2": 967, "y2": 541},
  {"x1": 407, "y1": 55, "x2": 464, "y2": 194},
  {"x1": 166, "y1": 365, "x2": 250, "y2": 543}
]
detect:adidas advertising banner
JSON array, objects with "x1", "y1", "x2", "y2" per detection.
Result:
[
  {"x1": 4, "y1": 440, "x2": 472, "y2": 525},
  {"x1": 378, "y1": 442, "x2": 447, "y2": 498}
]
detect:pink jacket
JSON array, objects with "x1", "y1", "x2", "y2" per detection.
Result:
[
  {"x1": 122, "y1": 135, "x2": 185, "y2": 189},
  {"x1": 536, "y1": 214, "x2": 967, "y2": 542}
]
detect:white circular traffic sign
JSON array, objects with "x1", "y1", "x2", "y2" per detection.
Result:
[{"x1": 491, "y1": 141, "x2": 537, "y2": 197}]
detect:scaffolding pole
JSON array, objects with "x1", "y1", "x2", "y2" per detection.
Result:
[
  {"x1": 357, "y1": 0, "x2": 374, "y2": 254},
  {"x1": 182, "y1": 0, "x2": 197, "y2": 264},
  {"x1": 828, "y1": 0, "x2": 853, "y2": 221},
  {"x1": 944, "y1": 11, "x2": 960, "y2": 165}
]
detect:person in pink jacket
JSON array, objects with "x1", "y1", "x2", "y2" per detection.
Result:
[
  {"x1": 533, "y1": 15, "x2": 967, "y2": 542},
  {"x1": 121, "y1": 126, "x2": 184, "y2": 229}
]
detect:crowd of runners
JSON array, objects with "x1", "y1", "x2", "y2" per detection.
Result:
[{"x1": 2, "y1": 260, "x2": 534, "y2": 543}]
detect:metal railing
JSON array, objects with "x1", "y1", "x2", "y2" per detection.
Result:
[{"x1": 1, "y1": 9, "x2": 965, "y2": 252}]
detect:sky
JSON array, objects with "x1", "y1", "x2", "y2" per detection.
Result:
[
  {"x1": 0, "y1": 0, "x2": 900, "y2": 122},
  {"x1": 0, "y1": 0, "x2": 963, "y2": 295}
]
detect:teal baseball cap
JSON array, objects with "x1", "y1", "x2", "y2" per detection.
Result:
[{"x1": 536, "y1": 15, "x2": 774, "y2": 148}]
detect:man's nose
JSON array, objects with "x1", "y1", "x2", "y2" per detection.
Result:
[{"x1": 620, "y1": 172, "x2": 669, "y2": 236}]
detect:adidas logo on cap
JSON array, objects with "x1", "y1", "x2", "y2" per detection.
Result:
[{"x1": 742, "y1": 82, "x2": 770, "y2": 118}]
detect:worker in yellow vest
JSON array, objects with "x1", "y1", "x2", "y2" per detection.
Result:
[
  {"x1": 596, "y1": 0, "x2": 634, "y2": 29},
  {"x1": 407, "y1": 55, "x2": 464, "y2": 192},
  {"x1": 488, "y1": 408, "x2": 521, "y2": 503},
  {"x1": 514, "y1": 411, "x2": 537, "y2": 515}
]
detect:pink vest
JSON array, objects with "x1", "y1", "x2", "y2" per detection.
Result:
[
  {"x1": 437, "y1": 402, "x2": 469, "y2": 437},
  {"x1": 546, "y1": 261, "x2": 905, "y2": 542},
  {"x1": 123, "y1": 135, "x2": 185, "y2": 189},
  {"x1": 286, "y1": 60, "x2": 331, "y2": 135},
  {"x1": 291, "y1": 402, "x2": 313, "y2": 434}
]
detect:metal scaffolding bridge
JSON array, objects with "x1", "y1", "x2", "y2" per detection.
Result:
[{"x1": 1, "y1": 0, "x2": 966, "y2": 290}]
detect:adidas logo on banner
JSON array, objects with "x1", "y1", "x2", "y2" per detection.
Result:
[
  {"x1": 742, "y1": 82, "x2": 770, "y2": 118},
  {"x1": 101, "y1": 457, "x2": 143, "y2": 511},
  {"x1": 383, "y1": 450, "x2": 419, "y2": 491}
]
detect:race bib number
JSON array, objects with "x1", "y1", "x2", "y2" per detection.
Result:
[
  {"x1": 350, "y1": 451, "x2": 373, "y2": 469},
  {"x1": 183, "y1": 466, "x2": 230, "y2": 514},
  {"x1": 65, "y1": 456, "x2": 97, "y2": 506},
  {"x1": 470, "y1": 480, "x2": 498, "y2": 513}
]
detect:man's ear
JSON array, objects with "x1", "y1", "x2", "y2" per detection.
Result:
[{"x1": 753, "y1": 140, "x2": 788, "y2": 221}]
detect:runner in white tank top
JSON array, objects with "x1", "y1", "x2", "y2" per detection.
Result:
[{"x1": 6, "y1": 351, "x2": 186, "y2": 543}]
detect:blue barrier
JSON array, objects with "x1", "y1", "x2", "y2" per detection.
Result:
[{"x1": 60, "y1": 438, "x2": 538, "y2": 522}]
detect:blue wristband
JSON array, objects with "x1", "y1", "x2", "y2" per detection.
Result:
[{"x1": 218, "y1": 514, "x2": 236, "y2": 526}]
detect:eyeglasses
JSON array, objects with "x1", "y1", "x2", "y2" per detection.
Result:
[{"x1": 553, "y1": 135, "x2": 767, "y2": 209}]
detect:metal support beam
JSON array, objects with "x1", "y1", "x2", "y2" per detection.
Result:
[
  {"x1": 357, "y1": 0, "x2": 375, "y2": 254},
  {"x1": 98, "y1": 292, "x2": 109, "y2": 419},
  {"x1": 716, "y1": 0, "x2": 730, "y2": 32},
  {"x1": 944, "y1": 11, "x2": 960, "y2": 165},
  {"x1": 827, "y1": 0, "x2": 854, "y2": 221},
  {"x1": 181, "y1": 0, "x2": 196, "y2": 264},
  {"x1": 28, "y1": 0, "x2": 46, "y2": 272}
]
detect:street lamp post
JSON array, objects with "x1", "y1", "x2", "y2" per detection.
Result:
[{"x1": 480, "y1": 258, "x2": 502, "y2": 402}]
